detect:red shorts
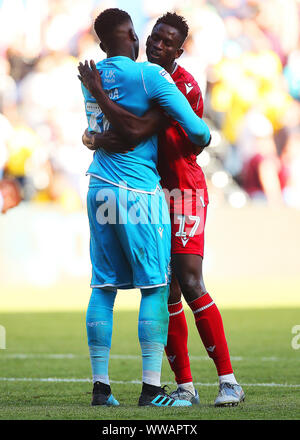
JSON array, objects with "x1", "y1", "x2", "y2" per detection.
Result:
[{"x1": 170, "y1": 205, "x2": 207, "y2": 256}]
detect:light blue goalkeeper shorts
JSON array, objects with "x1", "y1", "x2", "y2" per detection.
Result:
[{"x1": 87, "y1": 176, "x2": 171, "y2": 289}]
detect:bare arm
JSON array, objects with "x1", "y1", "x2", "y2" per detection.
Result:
[
  {"x1": 82, "y1": 128, "x2": 135, "y2": 153},
  {"x1": 78, "y1": 60, "x2": 167, "y2": 145},
  {"x1": 0, "y1": 179, "x2": 22, "y2": 213},
  {"x1": 258, "y1": 158, "x2": 284, "y2": 205},
  {"x1": 82, "y1": 129, "x2": 97, "y2": 150}
]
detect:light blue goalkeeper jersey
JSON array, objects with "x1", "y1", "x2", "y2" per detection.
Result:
[{"x1": 81, "y1": 56, "x2": 210, "y2": 193}]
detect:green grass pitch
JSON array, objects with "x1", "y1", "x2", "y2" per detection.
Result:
[{"x1": 0, "y1": 308, "x2": 299, "y2": 420}]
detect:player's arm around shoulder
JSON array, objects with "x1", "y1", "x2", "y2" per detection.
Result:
[
  {"x1": 82, "y1": 129, "x2": 97, "y2": 150},
  {"x1": 141, "y1": 63, "x2": 210, "y2": 147},
  {"x1": 174, "y1": 79, "x2": 210, "y2": 154}
]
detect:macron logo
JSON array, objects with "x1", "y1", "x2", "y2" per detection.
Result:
[
  {"x1": 158, "y1": 227, "x2": 164, "y2": 238},
  {"x1": 181, "y1": 237, "x2": 189, "y2": 247},
  {"x1": 168, "y1": 355, "x2": 176, "y2": 363},
  {"x1": 206, "y1": 345, "x2": 216, "y2": 353},
  {"x1": 185, "y1": 83, "x2": 193, "y2": 94}
]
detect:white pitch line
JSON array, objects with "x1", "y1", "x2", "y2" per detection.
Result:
[
  {"x1": 1, "y1": 354, "x2": 78, "y2": 359},
  {"x1": 0, "y1": 353, "x2": 226, "y2": 361},
  {"x1": 0, "y1": 353, "x2": 296, "y2": 362},
  {"x1": 0, "y1": 378, "x2": 299, "y2": 388}
]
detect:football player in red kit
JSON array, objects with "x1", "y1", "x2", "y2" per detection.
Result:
[{"x1": 81, "y1": 12, "x2": 245, "y2": 407}]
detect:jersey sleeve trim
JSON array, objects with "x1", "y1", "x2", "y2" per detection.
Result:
[
  {"x1": 196, "y1": 92, "x2": 202, "y2": 111},
  {"x1": 141, "y1": 70, "x2": 148, "y2": 96}
]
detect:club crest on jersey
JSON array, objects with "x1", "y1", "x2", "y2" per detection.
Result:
[{"x1": 159, "y1": 69, "x2": 175, "y2": 84}]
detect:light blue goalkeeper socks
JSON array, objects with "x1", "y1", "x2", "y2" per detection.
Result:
[
  {"x1": 138, "y1": 286, "x2": 169, "y2": 386},
  {"x1": 86, "y1": 285, "x2": 169, "y2": 388},
  {"x1": 86, "y1": 288, "x2": 117, "y2": 384}
]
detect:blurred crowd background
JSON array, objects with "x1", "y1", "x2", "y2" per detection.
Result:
[
  {"x1": 1, "y1": 0, "x2": 300, "y2": 308},
  {"x1": 1, "y1": 0, "x2": 300, "y2": 212}
]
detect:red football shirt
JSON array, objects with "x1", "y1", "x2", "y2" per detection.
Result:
[{"x1": 157, "y1": 64, "x2": 209, "y2": 214}]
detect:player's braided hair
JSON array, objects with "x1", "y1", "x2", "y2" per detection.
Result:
[
  {"x1": 154, "y1": 12, "x2": 189, "y2": 46},
  {"x1": 94, "y1": 8, "x2": 132, "y2": 43}
]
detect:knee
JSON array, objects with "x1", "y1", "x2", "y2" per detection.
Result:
[
  {"x1": 168, "y1": 280, "x2": 182, "y2": 305},
  {"x1": 178, "y1": 275, "x2": 207, "y2": 303}
]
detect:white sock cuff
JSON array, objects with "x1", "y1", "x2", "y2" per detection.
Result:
[
  {"x1": 218, "y1": 373, "x2": 238, "y2": 385},
  {"x1": 142, "y1": 370, "x2": 161, "y2": 387},
  {"x1": 178, "y1": 382, "x2": 195, "y2": 395},
  {"x1": 93, "y1": 374, "x2": 110, "y2": 385}
]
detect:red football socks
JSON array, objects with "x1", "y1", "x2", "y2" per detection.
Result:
[
  {"x1": 166, "y1": 294, "x2": 233, "y2": 385},
  {"x1": 165, "y1": 301, "x2": 193, "y2": 384},
  {"x1": 188, "y1": 293, "x2": 233, "y2": 376}
]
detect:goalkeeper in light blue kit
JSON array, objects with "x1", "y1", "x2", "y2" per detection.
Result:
[{"x1": 78, "y1": 8, "x2": 211, "y2": 407}]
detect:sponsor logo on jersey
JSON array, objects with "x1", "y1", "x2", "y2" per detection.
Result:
[
  {"x1": 86, "y1": 102, "x2": 101, "y2": 113},
  {"x1": 108, "y1": 88, "x2": 119, "y2": 100},
  {"x1": 104, "y1": 69, "x2": 116, "y2": 84},
  {"x1": 159, "y1": 69, "x2": 175, "y2": 84}
]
